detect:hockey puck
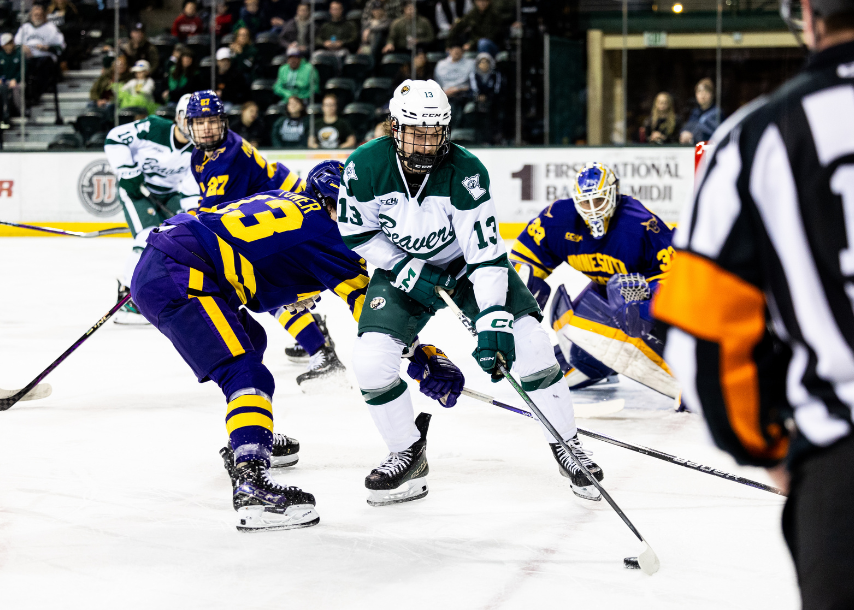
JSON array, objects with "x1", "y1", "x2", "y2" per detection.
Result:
[{"x1": 624, "y1": 557, "x2": 640, "y2": 570}]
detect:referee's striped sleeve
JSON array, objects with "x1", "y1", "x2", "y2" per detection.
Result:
[{"x1": 652, "y1": 133, "x2": 790, "y2": 466}]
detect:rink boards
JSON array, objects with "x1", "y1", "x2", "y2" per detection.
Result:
[{"x1": 0, "y1": 147, "x2": 694, "y2": 237}]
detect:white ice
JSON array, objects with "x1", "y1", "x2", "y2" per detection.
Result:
[{"x1": 0, "y1": 238, "x2": 799, "y2": 609}]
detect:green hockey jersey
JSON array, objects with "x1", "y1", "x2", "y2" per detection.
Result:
[
  {"x1": 338, "y1": 136, "x2": 508, "y2": 310},
  {"x1": 104, "y1": 115, "x2": 199, "y2": 209}
]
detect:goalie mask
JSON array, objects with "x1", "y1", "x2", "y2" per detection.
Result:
[
  {"x1": 186, "y1": 90, "x2": 228, "y2": 152},
  {"x1": 388, "y1": 79, "x2": 452, "y2": 174},
  {"x1": 574, "y1": 162, "x2": 620, "y2": 240}
]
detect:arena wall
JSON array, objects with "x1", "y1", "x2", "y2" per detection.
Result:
[{"x1": 0, "y1": 147, "x2": 694, "y2": 237}]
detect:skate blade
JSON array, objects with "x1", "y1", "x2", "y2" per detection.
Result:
[
  {"x1": 297, "y1": 368, "x2": 351, "y2": 395},
  {"x1": 569, "y1": 482, "x2": 602, "y2": 502},
  {"x1": 236, "y1": 504, "x2": 320, "y2": 532},
  {"x1": 366, "y1": 477, "x2": 428, "y2": 507},
  {"x1": 271, "y1": 454, "x2": 299, "y2": 468},
  {"x1": 113, "y1": 312, "x2": 150, "y2": 326}
]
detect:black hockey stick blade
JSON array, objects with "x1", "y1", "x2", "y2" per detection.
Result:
[
  {"x1": 0, "y1": 219, "x2": 130, "y2": 238},
  {"x1": 0, "y1": 295, "x2": 131, "y2": 411}
]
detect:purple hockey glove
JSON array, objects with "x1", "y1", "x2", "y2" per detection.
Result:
[
  {"x1": 606, "y1": 273, "x2": 654, "y2": 338},
  {"x1": 406, "y1": 344, "x2": 465, "y2": 408}
]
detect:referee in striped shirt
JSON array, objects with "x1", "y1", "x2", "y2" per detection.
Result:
[{"x1": 653, "y1": 0, "x2": 854, "y2": 607}]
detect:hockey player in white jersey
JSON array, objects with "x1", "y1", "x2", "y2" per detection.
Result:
[
  {"x1": 338, "y1": 79, "x2": 604, "y2": 504},
  {"x1": 104, "y1": 94, "x2": 201, "y2": 324}
]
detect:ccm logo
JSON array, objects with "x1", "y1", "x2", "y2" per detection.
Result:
[{"x1": 422, "y1": 113, "x2": 443, "y2": 117}]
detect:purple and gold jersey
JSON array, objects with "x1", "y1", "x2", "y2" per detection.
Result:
[
  {"x1": 158, "y1": 190, "x2": 368, "y2": 319},
  {"x1": 510, "y1": 195, "x2": 675, "y2": 288},
  {"x1": 191, "y1": 130, "x2": 305, "y2": 210}
]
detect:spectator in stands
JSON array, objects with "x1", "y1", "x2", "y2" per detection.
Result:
[
  {"x1": 449, "y1": 0, "x2": 504, "y2": 57},
  {"x1": 0, "y1": 33, "x2": 22, "y2": 127},
  {"x1": 391, "y1": 47, "x2": 428, "y2": 87},
  {"x1": 470, "y1": 51, "x2": 502, "y2": 143},
  {"x1": 435, "y1": 0, "x2": 472, "y2": 38},
  {"x1": 214, "y1": 47, "x2": 247, "y2": 107},
  {"x1": 273, "y1": 45, "x2": 319, "y2": 103},
  {"x1": 433, "y1": 40, "x2": 473, "y2": 125},
  {"x1": 361, "y1": 0, "x2": 401, "y2": 34},
  {"x1": 640, "y1": 92, "x2": 677, "y2": 144},
  {"x1": 172, "y1": 1, "x2": 204, "y2": 42},
  {"x1": 271, "y1": 95, "x2": 309, "y2": 148},
  {"x1": 359, "y1": 1, "x2": 391, "y2": 63},
  {"x1": 119, "y1": 59, "x2": 156, "y2": 113},
  {"x1": 88, "y1": 53, "x2": 130, "y2": 107},
  {"x1": 122, "y1": 23, "x2": 159, "y2": 76},
  {"x1": 162, "y1": 48, "x2": 203, "y2": 103},
  {"x1": 230, "y1": 27, "x2": 259, "y2": 85},
  {"x1": 231, "y1": 100, "x2": 267, "y2": 147},
  {"x1": 317, "y1": 0, "x2": 359, "y2": 54},
  {"x1": 215, "y1": 2, "x2": 235, "y2": 37},
  {"x1": 15, "y1": 3, "x2": 65, "y2": 114},
  {"x1": 679, "y1": 78, "x2": 720, "y2": 145},
  {"x1": 46, "y1": 0, "x2": 82, "y2": 69},
  {"x1": 235, "y1": 0, "x2": 269, "y2": 38},
  {"x1": 308, "y1": 92, "x2": 356, "y2": 149},
  {"x1": 267, "y1": 0, "x2": 299, "y2": 34},
  {"x1": 279, "y1": 2, "x2": 312, "y2": 54},
  {"x1": 383, "y1": 1, "x2": 434, "y2": 54}
]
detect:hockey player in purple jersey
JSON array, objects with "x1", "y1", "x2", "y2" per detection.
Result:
[
  {"x1": 509, "y1": 162, "x2": 679, "y2": 399},
  {"x1": 184, "y1": 90, "x2": 343, "y2": 389}
]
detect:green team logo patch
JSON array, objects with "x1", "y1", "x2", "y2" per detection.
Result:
[
  {"x1": 344, "y1": 161, "x2": 358, "y2": 187},
  {"x1": 370, "y1": 297, "x2": 386, "y2": 310}
]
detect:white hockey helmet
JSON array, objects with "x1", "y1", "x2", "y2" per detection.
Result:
[
  {"x1": 175, "y1": 93, "x2": 192, "y2": 139},
  {"x1": 388, "y1": 79, "x2": 452, "y2": 173}
]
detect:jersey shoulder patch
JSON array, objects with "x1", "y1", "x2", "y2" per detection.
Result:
[
  {"x1": 447, "y1": 144, "x2": 491, "y2": 211},
  {"x1": 133, "y1": 115, "x2": 173, "y2": 147}
]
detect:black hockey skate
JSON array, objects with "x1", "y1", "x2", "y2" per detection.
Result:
[
  {"x1": 220, "y1": 433, "x2": 300, "y2": 488},
  {"x1": 114, "y1": 280, "x2": 149, "y2": 325},
  {"x1": 295, "y1": 343, "x2": 348, "y2": 392},
  {"x1": 232, "y1": 460, "x2": 319, "y2": 532},
  {"x1": 365, "y1": 412, "x2": 431, "y2": 507},
  {"x1": 551, "y1": 435, "x2": 604, "y2": 502},
  {"x1": 285, "y1": 314, "x2": 335, "y2": 363}
]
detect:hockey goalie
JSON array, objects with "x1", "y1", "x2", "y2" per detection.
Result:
[{"x1": 509, "y1": 161, "x2": 680, "y2": 399}]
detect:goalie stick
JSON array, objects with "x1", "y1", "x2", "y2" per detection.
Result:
[
  {"x1": 0, "y1": 220, "x2": 130, "y2": 238},
  {"x1": 437, "y1": 288, "x2": 660, "y2": 575},
  {"x1": 0, "y1": 294, "x2": 130, "y2": 411},
  {"x1": 459, "y1": 387, "x2": 784, "y2": 496}
]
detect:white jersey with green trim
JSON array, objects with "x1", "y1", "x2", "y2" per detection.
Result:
[
  {"x1": 104, "y1": 115, "x2": 199, "y2": 209},
  {"x1": 338, "y1": 136, "x2": 508, "y2": 311}
]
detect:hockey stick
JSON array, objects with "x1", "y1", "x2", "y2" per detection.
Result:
[
  {"x1": 0, "y1": 383, "x2": 52, "y2": 402},
  {"x1": 436, "y1": 288, "x2": 660, "y2": 575},
  {"x1": 459, "y1": 387, "x2": 784, "y2": 496},
  {"x1": 0, "y1": 220, "x2": 130, "y2": 238},
  {"x1": 0, "y1": 294, "x2": 131, "y2": 411},
  {"x1": 140, "y1": 186, "x2": 176, "y2": 219}
]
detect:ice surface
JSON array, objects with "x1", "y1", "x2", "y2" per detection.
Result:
[{"x1": 0, "y1": 239, "x2": 798, "y2": 609}]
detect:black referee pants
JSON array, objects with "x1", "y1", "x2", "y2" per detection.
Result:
[{"x1": 783, "y1": 434, "x2": 854, "y2": 610}]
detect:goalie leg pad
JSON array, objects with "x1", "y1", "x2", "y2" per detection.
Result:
[{"x1": 562, "y1": 286, "x2": 679, "y2": 398}]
